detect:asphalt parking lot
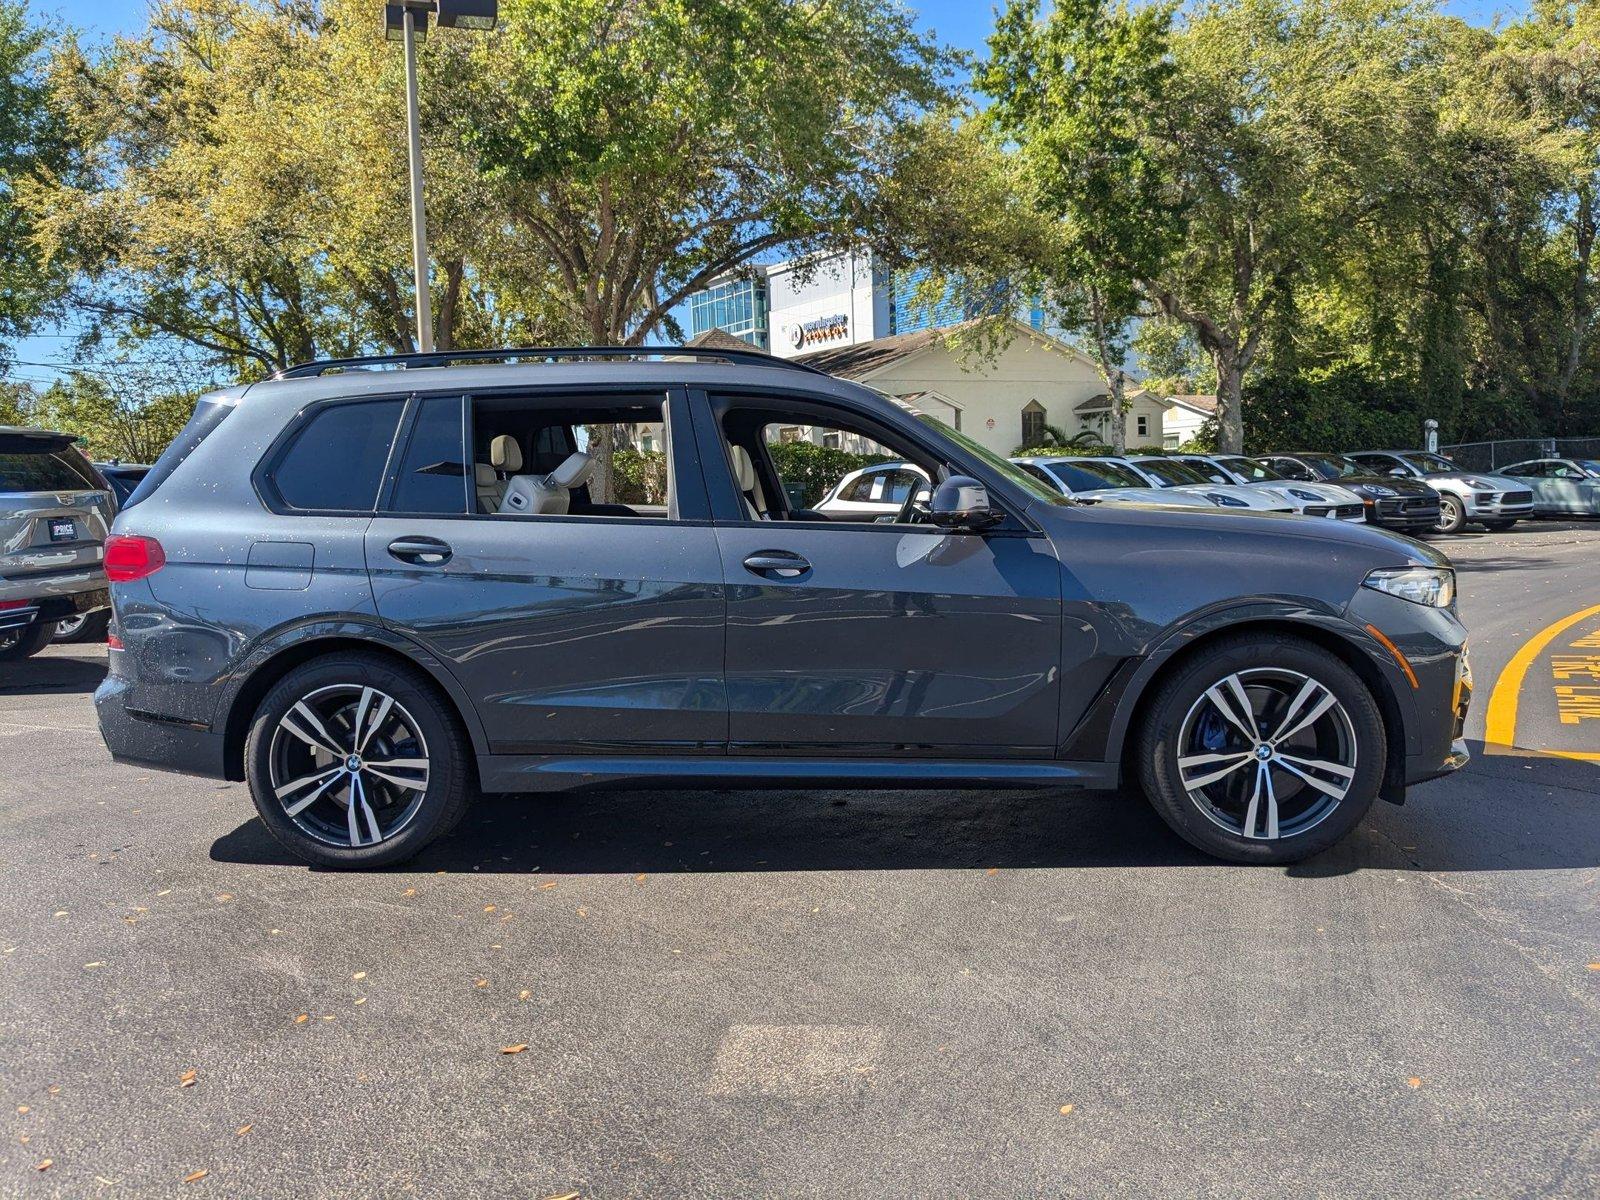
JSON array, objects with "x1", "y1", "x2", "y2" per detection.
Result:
[{"x1": 2, "y1": 522, "x2": 1598, "y2": 1199}]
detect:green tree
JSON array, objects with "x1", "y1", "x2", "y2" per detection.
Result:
[
  {"x1": 28, "y1": 367, "x2": 196, "y2": 462},
  {"x1": 984, "y1": 0, "x2": 1178, "y2": 454},
  {"x1": 475, "y1": 0, "x2": 954, "y2": 343},
  {"x1": 0, "y1": 1, "x2": 66, "y2": 367}
]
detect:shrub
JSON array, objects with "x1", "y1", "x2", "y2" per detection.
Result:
[{"x1": 613, "y1": 449, "x2": 669, "y2": 504}]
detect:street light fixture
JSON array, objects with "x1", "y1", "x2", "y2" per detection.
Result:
[{"x1": 382, "y1": 0, "x2": 499, "y2": 353}]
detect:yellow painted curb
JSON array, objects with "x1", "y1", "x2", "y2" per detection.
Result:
[{"x1": 1482, "y1": 602, "x2": 1600, "y2": 750}]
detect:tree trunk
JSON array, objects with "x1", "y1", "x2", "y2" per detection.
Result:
[
  {"x1": 1088, "y1": 289, "x2": 1127, "y2": 456},
  {"x1": 1214, "y1": 355, "x2": 1245, "y2": 453}
]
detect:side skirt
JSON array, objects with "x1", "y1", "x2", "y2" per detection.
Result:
[{"x1": 477, "y1": 754, "x2": 1121, "y2": 795}]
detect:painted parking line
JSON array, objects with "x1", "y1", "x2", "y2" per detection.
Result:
[{"x1": 1484, "y1": 602, "x2": 1600, "y2": 761}]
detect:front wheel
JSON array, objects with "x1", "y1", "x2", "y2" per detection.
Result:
[
  {"x1": 244, "y1": 653, "x2": 473, "y2": 868},
  {"x1": 1137, "y1": 634, "x2": 1386, "y2": 864},
  {"x1": 1434, "y1": 494, "x2": 1465, "y2": 533}
]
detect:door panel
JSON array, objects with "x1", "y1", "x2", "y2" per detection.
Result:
[
  {"x1": 715, "y1": 523, "x2": 1063, "y2": 754},
  {"x1": 366, "y1": 515, "x2": 727, "y2": 753}
]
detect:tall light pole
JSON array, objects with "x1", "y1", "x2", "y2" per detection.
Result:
[{"x1": 383, "y1": 1, "x2": 499, "y2": 354}]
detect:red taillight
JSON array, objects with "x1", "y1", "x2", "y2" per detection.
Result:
[
  {"x1": 107, "y1": 632, "x2": 123, "y2": 650},
  {"x1": 0, "y1": 599, "x2": 27, "y2": 611},
  {"x1": 104, "y1": 534, "x2": 166, "y2": 583}
]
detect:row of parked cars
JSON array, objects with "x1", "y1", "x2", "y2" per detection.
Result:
[
  {"x1": 819, "y1": 447, "x2": 1600, "y2": 535},
  {"x1": 0, "y1": 425, "x2": 147, "y2": 659}
]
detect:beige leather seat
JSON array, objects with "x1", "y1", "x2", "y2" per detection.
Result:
[
  {"x1": 500, "y1": 451, "x2": 596, "y2": 516},
  {"x1": 729, "y1": 445, "x2": 768, "y2": 519},
  {"x1": 475, "y1": 435, "x2": 523, "y2": 512}
]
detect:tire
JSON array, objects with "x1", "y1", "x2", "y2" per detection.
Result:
[
  {"x1": 244, "y1": 652, "x2": 474, "y2": 869},
  {"x1": 1480, "y1": 519, "x2": 1517, "y2": 532},
  {"x1": 0, "y1": 619, "x2": 57, "y2": 662},
  {"x1": 52, "y1": 610, "x2": 110, "y2": 644},
  {"x1": 1136, "y1": 633, "x2": 1387, "y2": 865},
  {"x1": 1433, "y1": 493, "x2": 1465, "y2": 533}
]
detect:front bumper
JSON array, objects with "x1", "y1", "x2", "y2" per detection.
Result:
[
  {"x1": 1370, "y1": 495, "x2": 1441, "y2": 529},
  {"x1": 1465, "y1": 491, "x2": 1534, "y2": 520}
]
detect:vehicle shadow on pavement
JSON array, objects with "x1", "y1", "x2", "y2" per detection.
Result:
[
  {"x1": 0, "y1": 650, "x2": 106, "y2": 696},
  {"x1": 210, "y1": 740, "x2": 1600, "y2": 875}
]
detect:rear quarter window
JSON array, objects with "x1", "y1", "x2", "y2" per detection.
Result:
[{"x1": 262, "y1": 399, "x2": 404, "y2": 512}]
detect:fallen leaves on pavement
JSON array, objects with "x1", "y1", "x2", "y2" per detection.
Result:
[
  {"x1": 500, "y1": 1044, "x2": 529, "y2": 1055},
  {"x1": 183, "y1": 1169, "x2": 209, "y2": 1183},
  {"x1": 179, "y1": 1069, "x2": 197, "y2": 1088}
]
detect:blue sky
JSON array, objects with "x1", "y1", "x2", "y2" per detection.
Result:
[{"x1": 10, "y1": 0, "x2": 1534, "y2": 382}]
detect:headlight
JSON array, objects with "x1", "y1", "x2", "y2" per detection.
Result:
[
  {"x1": 1465, "y1": 479, "x2": 1494, "y2": 491},
  {"x1": 1363, "y1": 566, "x2": 1455, "y2": 608},
  {"x1": 1353, "y1": 483, "x2": 1396, "y2": 498},
  {"x1": 1288, "y1": 488, "x2": 1322, "y2": 502},
  {"x1": 1206, "y1": 492, "x2": 1248, "y2": 507}
]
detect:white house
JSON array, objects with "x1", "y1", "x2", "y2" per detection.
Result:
[
  {"x1": 794, "y1": 317, "x2": 1118, "y2": 457},
  {"x1": 1070, "y1": 387, "x2": 1171, "y2": 450},
  {"x1": 1161, "y1": 394, "x2": 1218, "y2": 450}
]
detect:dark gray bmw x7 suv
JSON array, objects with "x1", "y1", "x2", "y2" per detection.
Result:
[{"x1": 96, "y1": 347, "x2": 1471, "y2": 868}]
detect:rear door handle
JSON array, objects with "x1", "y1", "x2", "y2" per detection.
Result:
[
  {"x1": 742, "y1": 550, "x2": 810, "y2": 578},
  {"x1": 388, "y1": 536, "x2": 452, "y2": 565}
]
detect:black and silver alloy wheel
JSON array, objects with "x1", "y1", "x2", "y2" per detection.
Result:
[
  {"x1": 1434, "y1": 494, "x2": 1465, "y2": 533},
  {"x1": 1138, "y1": 634, "x2": 1386, "y2": 864},
  {"x1": 1176, "y1": 669, "x2": 1356, "y2": 842},
  {"x1": 245, "y1": 653, "x2": 472, "y2": 869},
  {"x1": 268, "y1": 684, "x2": 431, "y2": 848}
]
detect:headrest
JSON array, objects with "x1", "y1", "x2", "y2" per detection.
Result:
[
  {"x1": 547, "y1": 450, "x2": 594, "y2": 489},
  {"x1": 729, "y1": 445, "x2": 757, "y2": 491},
  {"x1": 489, "y1": 435, "x2": 522, "y2": 473},
  {"x1": 474, "y1": 462, "x2": 497, "y2": 486}
]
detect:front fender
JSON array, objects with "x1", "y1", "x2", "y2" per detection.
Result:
[{"x1": 1059, "y1": 599, "x2": 1410, "y2": 767}]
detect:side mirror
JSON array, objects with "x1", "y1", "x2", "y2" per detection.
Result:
[
  {"x1": 1387, "y1": 467, "x2": 1408, "y2": 478},
  {"x1": 928, "y1": 475, "x2": 1004, "y2": 532}
]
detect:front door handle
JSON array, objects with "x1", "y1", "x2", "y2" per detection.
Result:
[
  {"x1": 742, "y1": 550, "x2": 810, "y2": 578},
  {"x1": 388, "y1": 536, "x2": 452, "y2": 565}
]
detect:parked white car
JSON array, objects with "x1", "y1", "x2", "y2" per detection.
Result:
[
  {"x1": 1011, "y1": 456, "x2": 1220, "y2": 508},
  {"x1": 1169, "y1": 453, "x2": 1367, "y2": 521},
  {"x1": 814, "y1": 461, "x2": 929, "y2": 521},
  {"x1": 1496, "y1": 458, "x2": 1600, "y2": 517},
  {"x1": 1348, "y1": 450, "x2": 1533, "y2": 533},
  {"x1": 1123, "y1": 456, "x2": 1296, "y2": 513}
]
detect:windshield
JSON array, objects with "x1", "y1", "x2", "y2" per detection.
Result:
[
  {"x1": 916, "y1": 415, "x2": 1072, "y2": 506},
  {"x1": 1300, "y1": 454, "x2": 1363, "y2": 479},
  {"x1": 1219, "y1": 456, "x2": 1286, "y2": 482},
  {"x1": 1045, "y1": 459, "x2": 1146, "y2": 491},
  {"x1": 1399, "y1": 452, "x2": 1458, "y2": 476},
  {"x1": 1579, "y1": 460, "x2": 1600, "y2": 478},
  {"x1": 1132, "y1": 458, "x2": 1211, "y2": 487}
]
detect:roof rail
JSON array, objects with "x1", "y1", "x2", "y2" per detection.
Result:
[{"x1": 272, "y1": 345, "x2": 829, "y2": 380}]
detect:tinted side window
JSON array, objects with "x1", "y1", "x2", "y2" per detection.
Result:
[
  {"x1": 389, "y1": 396, "x2": 467, "y2": 514},
  {"x1": 268, "y1": 399, "x2": 403, "y2": 512}
]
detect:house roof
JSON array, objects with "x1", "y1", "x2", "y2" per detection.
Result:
[
  {"x1": 1166, "y1": 394, "x2": 1217, "y2": 415},
  {"x1": 684, "y1": 328, "x2": 764, "y2": 353},
  {"x1": 795, "y1": 316, "x2": 1099, "y2": 379},
  {"x1": 1074, "y1": 393, "x2": 1112, "y2": 413}
]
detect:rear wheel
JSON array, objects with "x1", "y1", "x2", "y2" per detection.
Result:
[
  {"x1": 0, "y1": 620, "x2": 56, "y2": 662},
  {"x1": 1433, "y1": 494, "x2": 1465, "y2": 533},
  {"x1": 1137, "y1": 634, "x2": 1386, "y2": 864},
  {"x1": 244, "y1": 653, "x2": 473, "y2": 868},
  {"x1": 52, "y1": 610, "x2": 110, "y2": 644}
]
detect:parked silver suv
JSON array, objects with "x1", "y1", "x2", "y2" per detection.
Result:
[{"x1": 0, "y1": 427, "x2": 114, "y2": 661}]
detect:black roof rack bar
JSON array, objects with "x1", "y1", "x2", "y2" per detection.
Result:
[{"x1": 273, "y1": 345, "x2": 830, "y2": 380}]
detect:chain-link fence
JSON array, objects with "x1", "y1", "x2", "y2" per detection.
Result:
[{"x1": 1439, "y1": 437, "x2": 1600, "y2": 471}]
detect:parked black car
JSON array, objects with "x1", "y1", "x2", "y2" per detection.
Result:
[
  {"x1": 94, "y1": 462, "x2": 151, "y2": 507},
  {"x1": 1256, "y1": 453, "x2": 1443, "y2": 533},
  {"x1": 96, "y1": 348, "x2": 1470, "y2": 869}
]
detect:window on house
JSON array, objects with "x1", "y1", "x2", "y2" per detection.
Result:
[
  {"x1": 1021, "y1": 404, "x2": 1046, "y2": 447},
  {"x1": 1137, "y1": 415, "x2": 1149, "y2": 437}
]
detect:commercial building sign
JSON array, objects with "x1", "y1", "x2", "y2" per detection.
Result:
[{"x1": 788, "y1": 313, "x2": 850, "y2": 350}]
